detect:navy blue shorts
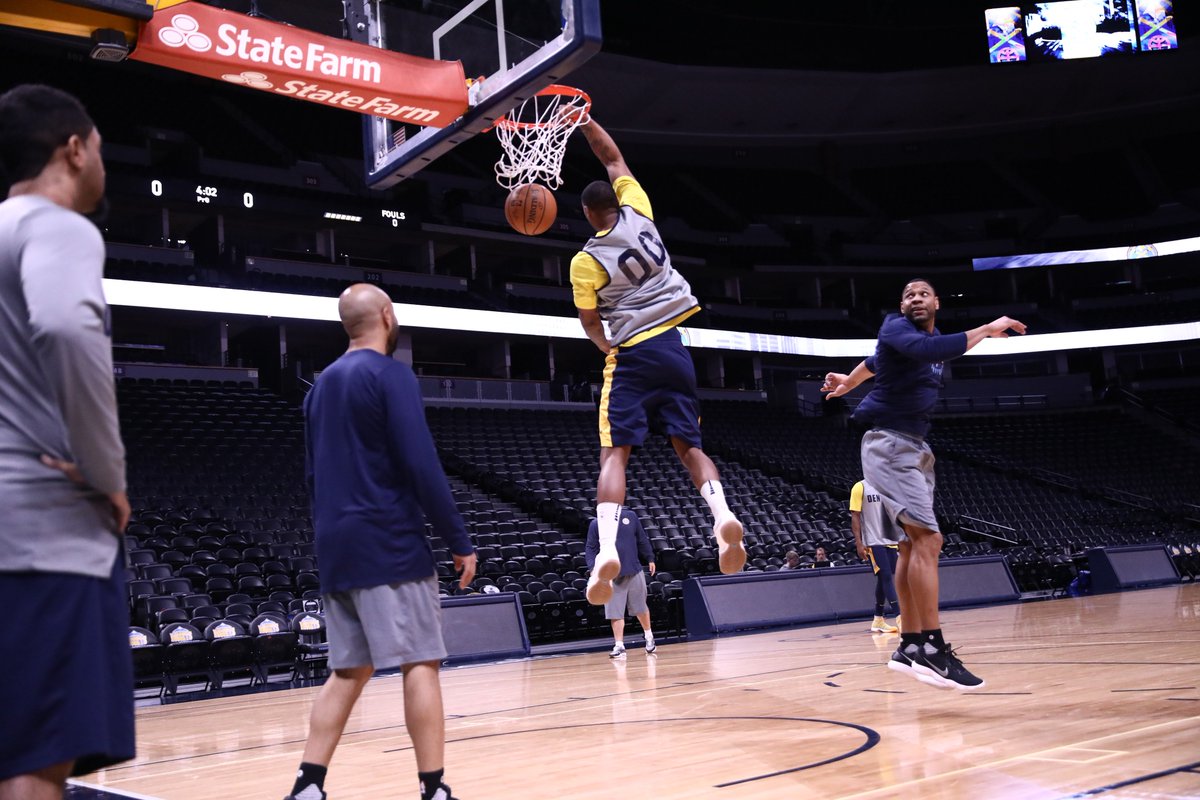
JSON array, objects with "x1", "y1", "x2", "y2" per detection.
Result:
[
  {"x1": 600, "y1": 328, "x2": 702, "y2": 449},
  {"x1": 868, "y1": 544, "x2": 899, "y2": 576},
  {"x1": 0, "y1": 554, "x2": 135, "y2": 780}
]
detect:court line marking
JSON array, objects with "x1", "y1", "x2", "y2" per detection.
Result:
[
  {"x1": 66, "y1": 779, "x2": 164, "y2": 800},
  {"x1": 377, "y1": 714, "x2": 883, "y2": 789},
  {"x1": 113, "y1": 586, "x2": 1200, "y2": 789},
  {"x1": 119, "y1": 653, "x2": 1190, "y2": 780},
  {"x1": 1057, "y1": 758, "x2": 1200, "y2": 798},
  {"x1": 109, "y1": 659, "x2": 886, "y2": 773},
  {"x1": 830, "y1": 715, "x2": 1200, "y2": 800},
  {"x1": 1024, "y1": 748, "x2": 1127, "y2": 764}
]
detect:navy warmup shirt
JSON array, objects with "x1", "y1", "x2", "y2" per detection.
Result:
[
  {"x1": 853, "y1": 313, "x2": 968, "y2": 438},
  {"x1": 305, "y1": 349, "x2": 472, "y2": 593}
]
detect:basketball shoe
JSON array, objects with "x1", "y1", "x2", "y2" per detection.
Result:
[
  {"x1": 713, "y1": 513, "x2": 746, "y2": 573},
  {"x1": 644, "y1": 632, "x2": 656, "y2": 654},
  {"x1": 586, "y1": 558, "x2": 618, "y2": 605},
  {"x1": 890, "y1": 643, "x2": 948, "y2": 688},
  {"x1": 887, "y1": 644, "x2": 917, "y2": 677},
  {"x1": 870, "y1": 616, "x2": 899, "y2": 633},
  {"x1": 609, "y1": 642, "x2": 626, "y2": 658},
  {"x1": 911, "y1": 643, "x2": 985, "y2": 691},
  {"x1": 283, "y1": 788, "x2": 325, "y2": 800}
]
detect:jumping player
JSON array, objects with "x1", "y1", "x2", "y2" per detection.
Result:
[
  {"x1": 822, "y1": 279, "x2": 1025, "y2": 690},
  {"x1": 571, "y1": 117, "x2": 745, "y2": 606}
]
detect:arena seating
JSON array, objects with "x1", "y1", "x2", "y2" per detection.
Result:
[
  {"x1": 115, "y1": 380, "x2": 1199, "y2": 691},
  {"x1": 927, "y1": 407, "x2": 1199, "y2": 513}
]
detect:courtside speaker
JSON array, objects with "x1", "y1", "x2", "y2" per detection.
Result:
[
  {"x1": 1087, "y1": 545, "x2": 1180, "y2": 594},
  {"x1": 440, "y1": 593, "x2": 530, "y2": 662}
]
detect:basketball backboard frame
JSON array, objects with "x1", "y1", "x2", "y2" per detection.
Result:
[{"x1": 343, "y1": 0, "x2": 601, "y2": 190}]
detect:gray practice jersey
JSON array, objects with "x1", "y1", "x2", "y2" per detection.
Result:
[
  {"x1": 582, "y1": 206, "x2": 698, "y2": 346},
  {"x1": 0, "y1": 194, "x2": 126, "y2": 578}
]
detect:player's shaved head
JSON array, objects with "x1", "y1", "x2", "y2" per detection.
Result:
[{"x1": 339, "y1": 283, "x2": 390, "y2": 335}]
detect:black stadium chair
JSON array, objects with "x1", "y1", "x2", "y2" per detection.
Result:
[
  {"x1": 204, "y1": 619, "x2": 255, "y2": 689},
  {"x1": 159, "y1": 621, "x2": 209, "y2": 695},
  {"x1": 129, "y1": 626, "x2": 164, "y2": 696},
  {"x1": 291, "y1": 608, "x2": 329, "y2": 680},
  {"x1": 250, "y1": 613, "x2": 299, "y2": 684}
]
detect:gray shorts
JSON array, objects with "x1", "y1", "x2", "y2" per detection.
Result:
[
  {"x1": 605, "y1": 570, "x2": 649, "y2": 620},
  {"x1": 860, "y1": 428, "x2": 940, "y2": 535},
  {"x1": 324, "y1": 575, "x2": 447, "y2": 670}
]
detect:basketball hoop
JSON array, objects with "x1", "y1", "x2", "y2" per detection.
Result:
[{"x1": 493, "y1": 85, "x2": 591, "y2": 190}]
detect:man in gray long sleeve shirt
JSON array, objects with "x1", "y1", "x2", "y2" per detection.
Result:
[{"x1": 0, "y1": 84, "x2": 134, "y2": 798}]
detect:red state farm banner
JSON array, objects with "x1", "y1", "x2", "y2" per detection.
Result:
[{"x1": 130, "y1": 2, "x2": 467, "y2": 127}]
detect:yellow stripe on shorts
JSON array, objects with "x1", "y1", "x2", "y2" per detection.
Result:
[{"x1": 598, "y1": 348, "x2": 618, "y2": 447}]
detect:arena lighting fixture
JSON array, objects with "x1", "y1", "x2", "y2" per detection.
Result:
[
  {"x1": 101, "y1": 280, "x2": 1200, "y2": 358},
  {"x1": 89, "y1": 28, "x2": 130, "y2": 62},
  {"x1": 323, "y1": 212, "x2": 363, "y2": 222}
]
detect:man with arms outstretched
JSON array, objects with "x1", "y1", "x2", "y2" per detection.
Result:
[{"x1": 823, "y1": 279, "x2": 1025, "y2": 690}]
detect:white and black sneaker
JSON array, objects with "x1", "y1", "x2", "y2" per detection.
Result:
[
  {"x1": 424, "y1": 783, "x2": 458, "y2": 800},
  {"x1": 644, "y1": 634, "x2": 656, "y2": 654},
  {"x1": 284, "y1": 786, "x2": 326, "y2": 800},
  {"x1": 887, "y1": 644, "x2": 918, "y2": 677},
  {"x1": 915, "y1": 644, "x2": 985, "y2": 691},
  {"x1": 893, "y1": 644, "x2": 950, "y2": 689},
  {"x1": 609, "y1": 643, "x2": 626, "y2": 658}
]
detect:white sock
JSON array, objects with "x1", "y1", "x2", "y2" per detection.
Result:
[
  {"x1": 645, "y1": 630, "x2": 654, "y2": 644},
  {"x1": 700, "y1": 480, "x2": 731, "y2": 521},
  {"x1": 596, "y1": 502, "x2": 621, "y2": 554}
]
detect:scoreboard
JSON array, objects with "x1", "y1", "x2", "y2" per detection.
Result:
[{"x1": 105, "y1": 172, "x2": 416, "y2": 229}]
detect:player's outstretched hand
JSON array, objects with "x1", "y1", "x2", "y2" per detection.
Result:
[
  {"x1": 454, "y1": 551, "x2": 478, "y2": 589},
  {"x1": 821, "y1": 372, "x2": 852, "y2": 399},
  {"x1": 987, "y1": 316, "x2": 1027, "y2": 338}
]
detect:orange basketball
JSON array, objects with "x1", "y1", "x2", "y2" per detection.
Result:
[{"x1": 504, "y1": 183, "x2": 557, "y2": 236}]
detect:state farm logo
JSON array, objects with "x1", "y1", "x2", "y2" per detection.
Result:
[
  {"x1": 143, "y1": 8, "x2": 442, "y2": 124},
  {"x1": 156, "y1": 12, "x2": 383, "y2": 84},
  {"x1": 222, "y1": 71, "x2": 272, "y2": 89},
  {"x1": 158, "y1": 14, "x2": 212, "y2": 52}
]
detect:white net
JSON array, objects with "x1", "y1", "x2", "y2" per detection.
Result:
[{"x1": 494, "y1": 87, "x2": 591, "y2": 190}]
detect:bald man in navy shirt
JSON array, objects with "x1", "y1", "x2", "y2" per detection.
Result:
[{"x1": 285, "y1": 284, "x2": 475, "y2": 800}]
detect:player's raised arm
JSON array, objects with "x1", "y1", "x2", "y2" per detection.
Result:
[
  {"x1": 579, "y1": 118, "x2": 633, "y2": 183},
  {"x1": 963, "y1": 316, "x2": 1027, "y2": 351},
  {"x1": 822, "y1": 359, "x2": 876, "y2": 399}
]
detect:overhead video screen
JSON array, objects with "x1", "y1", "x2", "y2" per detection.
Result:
[
  {"x1": 1026, "y1": 0, "x2": 1137, "y2": 59},
  {"x1": 985, "y1": 0, "x2": 1177, "y2": 61},
  {"x1": 987, "y1": 7, "x2": 1028, "y2": 62},
  {"x1": 1136, "y1": 0, "x2": 1178, "y2": 49}
]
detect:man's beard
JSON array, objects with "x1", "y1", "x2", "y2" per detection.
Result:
[{"x1": 386, "y1": 326, "x2": 399, "y2": 356}]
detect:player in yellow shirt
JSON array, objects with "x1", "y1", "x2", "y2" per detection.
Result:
[
  {"x1": 850, "y1": 479, "x2": 901, "y2": 634},
  {"x1": 571, "y1": 118, "x2": 745, "y2": 605}
]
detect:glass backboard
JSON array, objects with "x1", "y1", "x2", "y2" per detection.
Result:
[{"x1": 344, "y1": 0, "x2": 601, "y2": 189}]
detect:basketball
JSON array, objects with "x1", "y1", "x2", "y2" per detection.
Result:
[{"x1": 504, "y1": 183, "x2": 557, "y2": 236}]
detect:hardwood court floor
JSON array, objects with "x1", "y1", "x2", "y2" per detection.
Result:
[{"x1": 91, "y1": 584, "x2": 1200, "y2": 800}]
